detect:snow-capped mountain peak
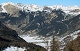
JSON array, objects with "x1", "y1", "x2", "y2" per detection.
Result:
[
  {"x1": 0, "y1": 2, "x2": 80, "y2": 15},
  {"x1": 23, "y1": 4, "x2": 43, "y2": 12},
  {"x1": 1, "y1": 2, "x2": 15, "y2": 6},
  {"x1": 0, "y1": 2, "x2": 16, "y2": 13}
]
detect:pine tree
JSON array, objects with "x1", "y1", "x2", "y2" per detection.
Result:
[{"x1": 50, "y1": 35, "x2": 60, "y2": 51}]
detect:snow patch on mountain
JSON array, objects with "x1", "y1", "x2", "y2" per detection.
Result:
[
  {"x1": 25, "y1": 4, "x2": 43, "y2": 12},
  {"x1": 59, "y1": 30, "x2": 80, "y2": 41},
  {"x1": 59, "y1": 30, "x2": 80, "y2": 50}
]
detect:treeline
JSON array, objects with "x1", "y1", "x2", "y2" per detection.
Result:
[{"x1": 50, "y1": 32, "x2": 80, "y2": 51}]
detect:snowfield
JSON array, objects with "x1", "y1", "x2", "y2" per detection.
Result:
[
  {"x1": 2, "y1": 46, "x2": 26, "y2": 51},
  {"x1": 20, "y1": 35, "x2": 52, "y2": 51}
]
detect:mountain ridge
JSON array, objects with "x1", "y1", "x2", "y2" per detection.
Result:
[
  {"x1": 0, "y1": 2, "x2": 80, "y2": 37},
  {"x1": 0, "y1": 2, "x2": 80, "y2": 15}
]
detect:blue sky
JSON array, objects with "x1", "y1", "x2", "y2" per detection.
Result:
[{"x1": 0, "y1": 0, "x2": 80, "y2": 6}]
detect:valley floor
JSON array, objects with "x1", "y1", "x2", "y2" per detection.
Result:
[{"x1": 20, "y1": 35, "x2": 52, "y2": 51}]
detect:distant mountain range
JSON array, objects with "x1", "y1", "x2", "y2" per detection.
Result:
[
  {"x1": 0, "y1": 2, "x2": 80, "y2": 15},
  {"x1": 0, "y1": 2, "x2": 80, "y2": 37}
]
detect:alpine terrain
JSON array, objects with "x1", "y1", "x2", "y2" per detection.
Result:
[{"x1": 0, "y1": 2, "x2": 80, "y2": 51}]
